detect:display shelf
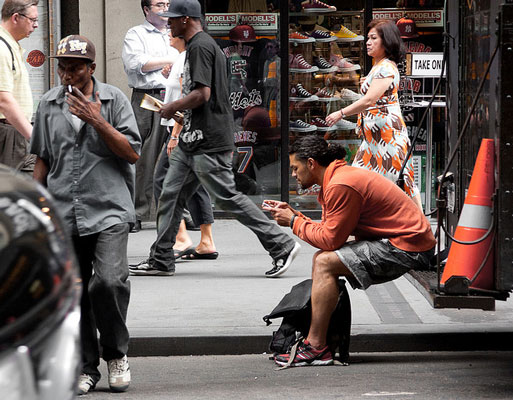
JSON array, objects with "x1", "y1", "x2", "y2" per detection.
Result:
[{"x1": 288, "y1": 10, "x2": 365, "y2": 148}]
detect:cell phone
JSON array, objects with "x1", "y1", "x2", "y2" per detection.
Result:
[
  {"x1": 262, "y1": 201, "x2": 274, "y2": 209},
  {"x1": 68, "y1": 85, "x2": 73, "y2": 93}
]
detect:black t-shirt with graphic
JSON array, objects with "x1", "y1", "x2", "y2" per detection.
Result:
[{"x1": 179, "y1": 31, "x2": 234, "y2": 155}]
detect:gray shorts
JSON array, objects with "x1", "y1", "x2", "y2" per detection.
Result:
[{"x1": 335, "y1": 239, "x2": 434, "y2": 290}]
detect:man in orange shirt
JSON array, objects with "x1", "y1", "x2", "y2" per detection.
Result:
[{"x1": 264, "y1": 135, "x2": 436, "y2": 367}]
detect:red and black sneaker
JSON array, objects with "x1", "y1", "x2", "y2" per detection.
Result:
[
  {"x1": 314, "y1": 87, "x2": 337, "y2": 102},
  {"x1": 274, "y1": 339, "x2": 334, "y2": 367},
  {"x1": 311, "y1": 117, "x2": 336, "y2": 132}
]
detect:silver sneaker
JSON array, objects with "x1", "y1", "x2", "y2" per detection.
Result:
[
  {"x1": 334, "y1": 118, "x2": 357, "y2": 131},
  {"x1": 77, "y1": 373, "x2": 97, "y2": 396},
  {"x1": 339, "y1": 88, "x2": 362, "y2": 101},
  {"x1": 107, "y1": 355, "x2": 131, "y2": 392},
  {"x1": 265, "y1": 242, "x2": 301, "y2": 278},
  {"x1": 129, "y1": 260, "x2": 174, "y2": 276}
]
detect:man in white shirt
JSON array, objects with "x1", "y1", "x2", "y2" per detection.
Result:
[
  {"x1": 0, "y1": 0, "x2": 38, "y2": 173},
  {"x1": 122, "y1": 0, "x2": 178, "y2": 232}
]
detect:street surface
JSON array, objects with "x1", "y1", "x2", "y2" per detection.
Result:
[
  {"x1": 87, "y1": 351, "x2": 513, "y2": 399},
  {"x1": 77, "y1": 220, "x2": 513, "y2": 399}
]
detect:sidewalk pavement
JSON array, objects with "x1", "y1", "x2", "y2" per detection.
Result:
[{"x1": 126, "y1": 220, "x2": 513, "y2": 357}]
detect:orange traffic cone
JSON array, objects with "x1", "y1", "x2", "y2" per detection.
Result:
[{"x1": 441, "y1": 138, "x2": 495, "y2": 290}]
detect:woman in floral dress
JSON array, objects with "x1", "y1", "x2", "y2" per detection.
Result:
[{"x1": 326, "y1": 19, "x2": 422, "y2": 210}]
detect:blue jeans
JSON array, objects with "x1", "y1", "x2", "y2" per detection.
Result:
[
  {"x1": 73, "y1": 223, "x2": 131, "y2": 379},
  {"x1": 150, "y1": 147, "x2": 295, "y2": 271}
]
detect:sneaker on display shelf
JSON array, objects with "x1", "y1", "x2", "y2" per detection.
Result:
[
  {"x1": 311, "y1": 117, "x2": 337, "y2": 132},
  {"x1": 290, "y1": 83, "x2": 319, "y2": 102},
  {"x1": 289, "y1": 31, "x2": 315, "y2": 43},
  {"x1": 332, "y1": 24, "x2": 364, "y2": 42},
  {"x1": 309, "y1": 29, "x2": 337, "y2": 42},
  {"x1": 314, "y1": 87, "x2": 338, "y2": 102},
  {"x1": 329, "y1": 54, "x2": 361, "y2": 72},
  {"x1": 302, "y1": 0, "x2": 337, "y2": 13},
  {"x1": 339, "y1": 88, "x2": 362, "y2": 101},
  {"x1": 289, "y1": 54, "x2": 319, "y2": 73},
  {"x1": 289, "y1": 120, "x2": 317, "y2": 133},
  {"x1": 334, "y1": 118, "x2": 358, "y2": 130},
  {"x1": 313, "y1": 56, "x2": 338, "y2": 73}
]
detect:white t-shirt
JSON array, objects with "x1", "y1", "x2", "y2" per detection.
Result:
[{"x1": 161, "y1": 51, "x2": 186, "y2": 127}]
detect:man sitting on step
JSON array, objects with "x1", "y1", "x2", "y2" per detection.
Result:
[{"x1": 264, "y1": 135, "x2": 436, "y2": 367}]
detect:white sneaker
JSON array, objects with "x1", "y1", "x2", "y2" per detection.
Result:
[
  {"x1": 77, "y1": 374, "x2": 97, "y2": 396},
  {"x1": 334, "y1": 118, "x2": 357, "y2": 130},
  {"x1": 265, "y1": 242, "x2": 301, "y2": 278},
  {"x1": 339, "y1": 88, "x2": 362, "y2": 101},
  {"x1": 107, "y1": 355, "x2": 131, "y2": 392}
]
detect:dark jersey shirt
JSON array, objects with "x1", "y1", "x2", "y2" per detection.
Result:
[
  {"x1": 215, "y1": 38, "x2": 269, "y2": 122},
  {"x1": 179, "y1": 31, "x2": 234, "y2": 155}
]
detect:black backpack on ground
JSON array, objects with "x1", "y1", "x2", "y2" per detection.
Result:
[{"x1": 263, "y1": 278, "x2": 351, "y2": 363}]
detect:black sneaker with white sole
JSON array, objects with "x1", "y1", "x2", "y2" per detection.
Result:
[
  {"x1": 290, "y1": 120, "x2": 317, "y2": 133},
  {"x1": 265, "y1": 242, "x2": 301, "y2": 278},
  {"x1": 129, "y1": 259, "x2": 174, "y2": 276},
  {"x1": 313, "y1": 56, "x2": 338, "y2": 73},
  {"x1": 290, "y1": 83, "x2": 319, "y2": 102}
]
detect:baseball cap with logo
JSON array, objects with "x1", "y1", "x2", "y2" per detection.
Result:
[
  {"x1": 229, "y1": 25, "x2": 257, "y2": 43},
  {"x1": 158, "y1": 0, "x2": 202, "y2": 18},
  {"x1": 396, "y1": 17, "x2": 419, "y2": 39},
  {"x1": 51, "y1": 35, "x2": 96, "y2": 61}
]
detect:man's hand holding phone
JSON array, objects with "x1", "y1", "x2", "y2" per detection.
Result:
[
  {"x1": 262, "y1": 200, "x2": 297, "y2": 227},
  {"x1": 262, "y1": 200, "x2": 278, "y2": 209}
]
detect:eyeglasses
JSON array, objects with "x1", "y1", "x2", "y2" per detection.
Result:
[
  {"x1": 151, "y1": 2, "x2": 170, "y2": 8},
  {"x1": 18, "y1": 13, "x2": 38, "y2": 24}
]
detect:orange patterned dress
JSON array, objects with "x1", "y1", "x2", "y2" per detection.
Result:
[{"x1": 352, "y1": 58, "x2": 419, "y2": 198}]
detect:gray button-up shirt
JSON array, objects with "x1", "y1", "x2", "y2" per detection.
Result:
[
  {"x1": 30, "y1": 77, "x2": 142, "y2": 236},
  {"x1": 122, "y1": 20, "x2": 179, "y2": 90}
]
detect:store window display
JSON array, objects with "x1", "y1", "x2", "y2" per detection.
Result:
[
  {"x1": 394, "y1": 15, "x2": 446, "y2": 210},
  {"x1": 287, "y1": 3, "x2": 365, "y2": 208},
  {"x1": 215, "y1": 24, "x2": 282, "y2": 196}
]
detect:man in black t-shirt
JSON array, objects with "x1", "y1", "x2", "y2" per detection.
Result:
[{"x1": 129, "y1": 0, "x2": 300, "y2": 278}]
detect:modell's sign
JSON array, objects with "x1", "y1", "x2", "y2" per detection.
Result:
[
  {"x1": 372, "y1": 9, "x2": 444, "y2": 27},
  {"x1": 205, "y1": 13, "x2": 237, "y2": 30},
  {"x1": 206, "y1": 13, "x2": 278, "y2": 32},
  {"x1": 238, "y1": 13, "x2": 278, "y2": 29}
]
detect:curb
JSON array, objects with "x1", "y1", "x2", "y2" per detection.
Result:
[{"x1": 128, "y1": 332, "x2": 513, "y2": 357}]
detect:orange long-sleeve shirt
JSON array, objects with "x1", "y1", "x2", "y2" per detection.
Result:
[{"x1": 292, "y1": 160, "x2": 436, "y2": 252}]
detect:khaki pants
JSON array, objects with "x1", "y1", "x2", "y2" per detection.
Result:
[
  {"x1": 0, "y1": 121, "x2": 35, "y2": 174},
  {"x1": 130, "y1": 90, "x2": 167, "y2": 222}
]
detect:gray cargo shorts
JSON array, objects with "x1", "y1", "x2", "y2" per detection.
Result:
[{"x1": 335, "y1": 238, "x2": 434, "y2": 290}]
